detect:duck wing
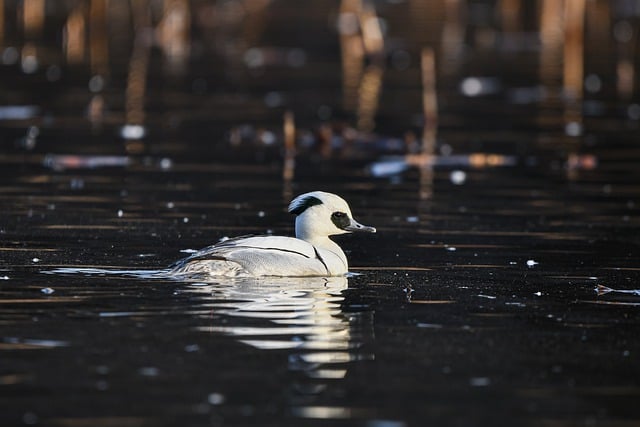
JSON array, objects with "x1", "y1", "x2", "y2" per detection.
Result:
[{"x1": 170, "y1": 235, "x2": 330, "y2": 277}]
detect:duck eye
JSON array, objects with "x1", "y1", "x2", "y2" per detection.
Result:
[{"x1": 331, "y1": 211, "x2": 350, "y2": 229}]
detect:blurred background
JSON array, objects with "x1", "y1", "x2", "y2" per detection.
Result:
[
  {"x1": 0, "y1": 0, "x2": 638, "y2": 165},
  {"x1": 2, "y1": 2, "x2": 640, "y2": 427}
]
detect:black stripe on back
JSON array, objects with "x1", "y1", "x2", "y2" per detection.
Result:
[{"x1": 313, "y1": 247, "x2": 330, "y2": 274}]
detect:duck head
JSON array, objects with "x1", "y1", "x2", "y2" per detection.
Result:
[{"x1": 288, "y1": 191, "x2": 376, "y2": 243}]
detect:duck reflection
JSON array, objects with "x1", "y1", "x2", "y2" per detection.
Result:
[{"x1": 186, "y1": 276, "x2": 374, "y2": 379}]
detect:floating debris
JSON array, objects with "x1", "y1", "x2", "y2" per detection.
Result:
[
  {"x1": 416, "y1": 323, "x2": 443, "y2": 329},
  {"x1": 40, "y1": 288, "x2": 55, "y2": 295},
  {"x1": 370, "y1": 153, "x2": 517, "y2": 178},
  {"x1": 595, "y1": 285, "x2": 640, "y2": 297},
  {"x1": 403, "y1": 284, "x2": 414, "y2": 301},
  {"x1": 4, "y1": 337, "x2": 69, "y2": 348},
  {"x1": 370, "y1": 160, "x2": 408, "y2": 177},
  {"x1": 505, "y1": 302, "x2": 526, "y2": 307},
  {"x1": 0, "y1": 105, "x2": 39, "y2": 120},
  {"x1": 43, "y1": 154, "x2": 130, "y2": 171}
]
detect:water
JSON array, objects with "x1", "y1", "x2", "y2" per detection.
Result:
[
  {"x1": 3, "y1": 156, "x2": 639, "y2": 427},
  {"x1": 2, "y1": 1, "x2": 640, "y2": 426}
]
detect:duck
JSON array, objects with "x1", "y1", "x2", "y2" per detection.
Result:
[{"x1": 169, "y1": 191, "x2": 376, "y2": 278}]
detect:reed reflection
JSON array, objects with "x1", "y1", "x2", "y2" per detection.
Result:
[
  {"x1": 339, "y1": 0, "x2": 385, "y2": 133},
  {"x1": 23, "y1": 0, "x2": 44, "y2": 40},
  {"x1": 563, "y1": 0, "x2": 585, "y2": 102},
  {"x1": 90, "y1": 0, "x2": 109, "y2": 78},
  {"x1": 539, "y1": 0, "x2": 564, "y2": 92},
  {"x1": 157, "y1": 0, "x2": 190, "y2": 75},
  {"x1": 0, "y1": 0, "x2": 4, "y2": 46},
  {"x1": 339, "y1": 0, "x2": 365, "y2": 114},
  {"x1": 187, "y1": 276, "x2": 374, "y2": 379},
  {"x1": 122, "y1": 0, "x2": 151, "y2": 152},
  {"x1": 64, "y1": 3, "x2": 86, "y2": 65},
  {"x1": 441, "y1": 0, "x2": 465, "y2": 75}
]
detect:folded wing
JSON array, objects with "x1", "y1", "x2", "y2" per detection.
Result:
[{"x1": 169, "y1": 235, "x2": 329, "y2": 277}]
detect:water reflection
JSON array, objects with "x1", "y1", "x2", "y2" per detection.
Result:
[
  {"x1": 157, "y1": 0, "x2": 191, "y2": 75},
  {"x1": 64, "y1": 3, "x2": 84, "y2": 64},
  {"x1": 186, "y1": 276, "x2": 374, "y2": 379},
  {"x1": 122, "y1": 0, "x2": 152, "y2": 151}
]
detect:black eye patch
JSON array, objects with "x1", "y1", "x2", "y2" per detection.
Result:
[{"x1": 331, "y1": 211, "x2": 350, "y2": 229}]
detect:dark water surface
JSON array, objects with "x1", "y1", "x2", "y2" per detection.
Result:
[{"x1": 2, "y1": 1, "x2": 640, "y2": 426}]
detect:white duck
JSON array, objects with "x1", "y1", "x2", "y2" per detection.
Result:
[{"x1": 169, "y1": 191, "x2": 376, "y2": 278}]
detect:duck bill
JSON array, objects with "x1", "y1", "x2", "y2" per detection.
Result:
[{"x1": 344, "y1": 218, "x2": 376, "y2": 233}]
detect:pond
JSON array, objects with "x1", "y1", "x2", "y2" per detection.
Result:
[{"x1": 1, "y1": 1, "x2": 640, "y2": 426}]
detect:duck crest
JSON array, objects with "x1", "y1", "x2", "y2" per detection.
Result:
[{"x1": 288, "y1": 194, "x2": 323, "y2": 215}]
